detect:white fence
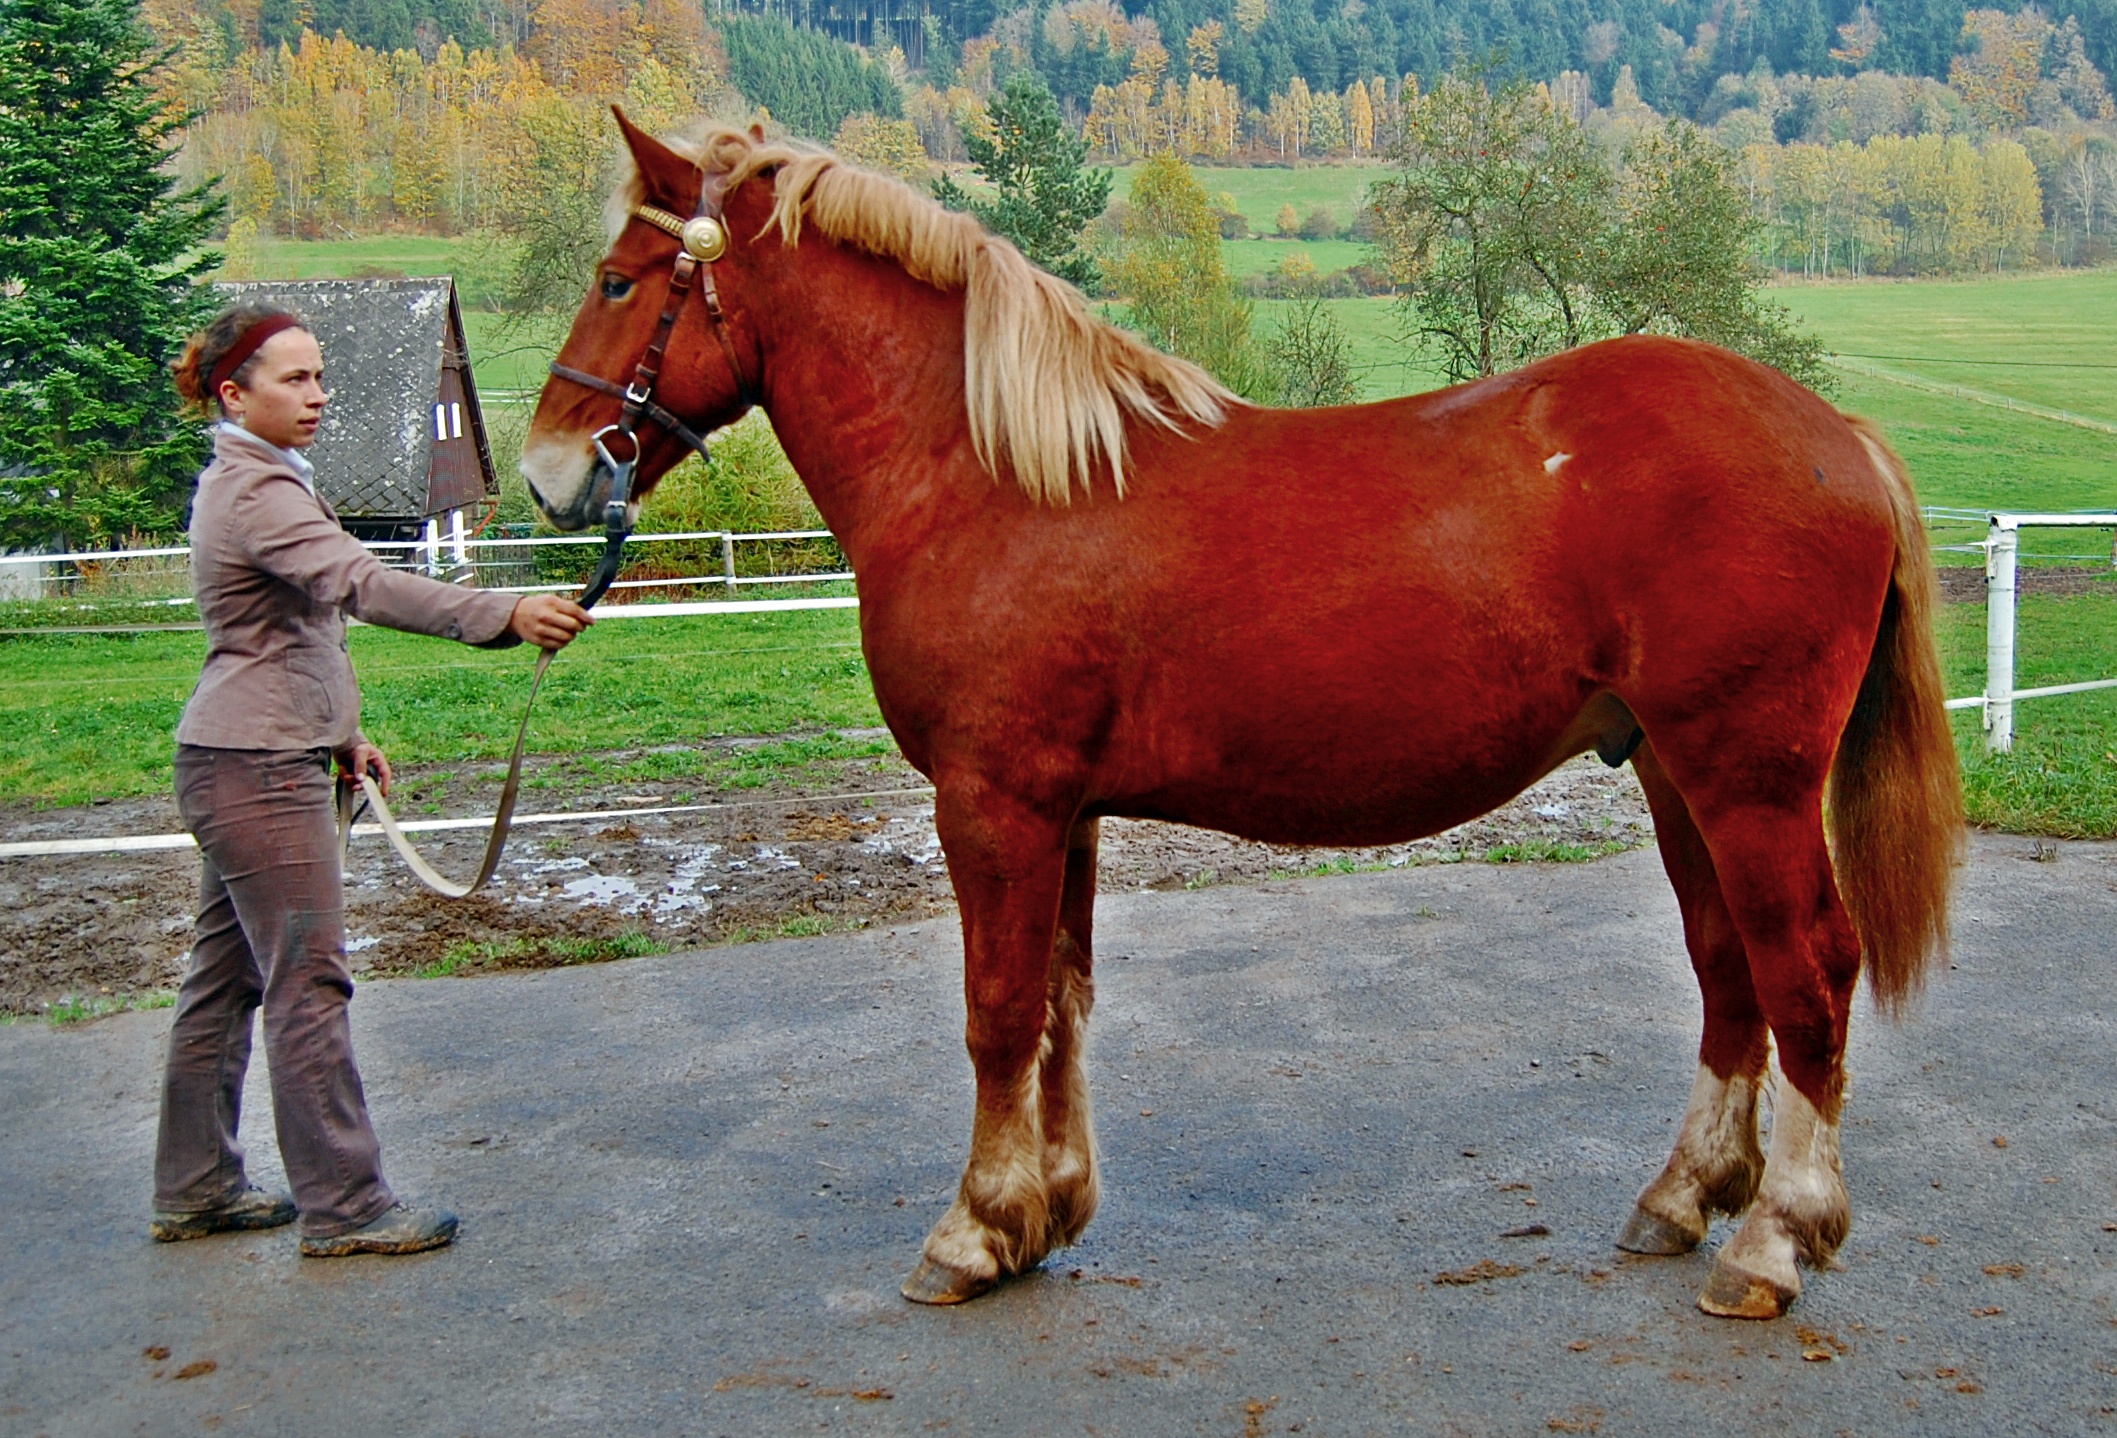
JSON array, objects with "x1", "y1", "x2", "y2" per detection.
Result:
[
  {"x1": 1930, "y1": 509, "x2": 2117, "y2": 753},
  {"x1": 0, "y1": 528, "x2": 857, "y2": 623}
]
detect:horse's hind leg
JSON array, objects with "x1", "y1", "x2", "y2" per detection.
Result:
[
  {"x1": 1618, "y1": 742, "x2": 1769, "y2": 1256},
  {"x1": 1041, "y1": 818, "x2": 1102, "y2": 1245},
  {"x1": 1671, "y1": 789, "x2": 1863, "y2": 1320},
  {"x1": 902, "y1": 786, "x2": 1073, "y2": 1305}
]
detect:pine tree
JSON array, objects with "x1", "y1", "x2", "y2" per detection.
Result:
[
  {"x1": 931, "y1": 71, "x2": 1112, "y2": 290},
  {"x1": 0, "y1": 0, "x2": 223, "y2": 549}
]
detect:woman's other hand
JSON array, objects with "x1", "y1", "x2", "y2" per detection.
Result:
[
  {"x1": 510, "y1": 594, "x2": 594, "y2": 650},
  {"x1": 337, "y1": 740, "x2": 393, "y2": 798}
]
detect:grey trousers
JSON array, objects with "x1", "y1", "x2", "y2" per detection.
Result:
[{"x1": 154, "y1": 745, "x2": 395, "y2": 1237}]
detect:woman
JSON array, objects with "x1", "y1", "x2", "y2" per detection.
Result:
[{"x1": 151, "y1": 303, "x2": 591, "y2": 1257}]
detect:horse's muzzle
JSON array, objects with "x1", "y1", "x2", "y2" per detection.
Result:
[{"x1": 527, "y1": 458, "x2": 620, "y2": 534}]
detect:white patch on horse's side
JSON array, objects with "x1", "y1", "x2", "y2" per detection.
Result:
[{"x1": 1544, "y1": 452, "x2": 1572, "y2": 474}]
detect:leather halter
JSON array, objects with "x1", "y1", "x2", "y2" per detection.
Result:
[
  {"x1": 351, "y1": 179, "x2": 759, "y2": 901},
  {"x1": 545, "y1": 177, "x2": 756, "y2": 608}
]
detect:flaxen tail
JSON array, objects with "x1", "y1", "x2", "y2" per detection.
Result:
[{"x1": 1828, "y1": 416, "x2": 1966, "y2": 1013}]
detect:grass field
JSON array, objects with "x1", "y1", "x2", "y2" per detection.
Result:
[
  {"x1": 9, "y1": 594, "x2": 2116, "y2": 837},
  {"x1": 1775, "y1": 271, "x2": 2117, "y2": 424},
  {"x1": 249, "y1": 235, "x2": 507, "y2": 310},
  {"x1": 0, "y1": 608, "x2": 881, "y2": 809},
  {"x1": 1109, "y1": 162, "x2": 1385, "y2": 233},
  {"x1": 1223, "y1": 236, "x2": 1372, "y2": 279}
]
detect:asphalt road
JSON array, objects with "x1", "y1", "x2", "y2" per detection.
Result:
[{"x1": 3, "y1": 833, "x2": 2114, "y2": 1436}]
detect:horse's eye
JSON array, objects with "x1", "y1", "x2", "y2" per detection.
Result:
[{"x1": 600, "y1": 273, "x2": 634, "y2": 301}]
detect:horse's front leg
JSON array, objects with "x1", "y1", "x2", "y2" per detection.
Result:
[
  {"x1": 902, "y1": 786, "x2": 1076, "y2": 1305},
  {"x1": 1041, "y1": 817, "x2": 1102, "y2": 1246}
]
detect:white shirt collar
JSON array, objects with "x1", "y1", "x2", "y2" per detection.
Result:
[{"x1": 215, "y1": 420, "x2": 316, "y2": 493}]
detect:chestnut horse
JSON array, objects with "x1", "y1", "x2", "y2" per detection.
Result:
[{"x1": 522, "y1": 116, "x2": 1964, "y2": 1320}]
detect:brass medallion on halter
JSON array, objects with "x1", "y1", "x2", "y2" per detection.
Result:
[{"x1": 680, "y1": 215, "x2": 728, "y2": 262}]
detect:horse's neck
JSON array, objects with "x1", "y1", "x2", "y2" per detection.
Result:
[{"x1": 747, "y1": 249, "x2": 978, "y2": 560}]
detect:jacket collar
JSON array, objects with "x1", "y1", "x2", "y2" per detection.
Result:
[{"x1": 213, "y1": 421, "x2": 317, "y2": 493}]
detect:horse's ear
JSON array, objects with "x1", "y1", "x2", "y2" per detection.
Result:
[
  {"x1": 748, "y1": 121, "x2": 766, "y2": 143},
  {"x1": 612, "y1": 106, "x2": 694, "y2": 206}
]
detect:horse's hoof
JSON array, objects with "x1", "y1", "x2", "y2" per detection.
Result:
[
  {"x1": 1696, "y1": 1262, "x2": 1796, "y2": 1320},
  {"x1": 1616, "y1": 1207, "x2": 1700, "y2": 1256},
  {"x1": 901, "y1": 1257, "x2": 997, "y2": 1306}
]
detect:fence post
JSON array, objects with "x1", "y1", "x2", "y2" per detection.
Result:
[
  {"x1": 448, "y1": 508, "x2": 468, "y2": 573},
  {"x1": 423, "y1": 517, "x2": 442, "y2": 577},
  {"x1": 722, "y1": 531, "x2": 737, "y2": 593},
  {"x1": 1986, "y1": 516, "x2": 2018, "y2": 753}
]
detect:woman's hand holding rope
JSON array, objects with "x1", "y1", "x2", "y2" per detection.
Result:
[{"x1": 510, "y1": 594, "x2": 594, "y2": 651}]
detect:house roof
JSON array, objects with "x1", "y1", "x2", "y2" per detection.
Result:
[{"x1": 212, "y1": 277, "x2": 480, "y2": 519}]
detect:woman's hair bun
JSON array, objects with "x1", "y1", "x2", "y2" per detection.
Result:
[{"x1": 172, "y1": 302, "x2": 306, "y2": 417}]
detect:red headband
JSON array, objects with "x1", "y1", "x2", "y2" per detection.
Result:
[{"x1": 208, "y1": 314, "x2": 304, "y2": 396}]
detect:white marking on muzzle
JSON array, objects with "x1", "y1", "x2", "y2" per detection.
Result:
[{"x1": 518, "y1": 434, "x2": 597, "y2": 524}]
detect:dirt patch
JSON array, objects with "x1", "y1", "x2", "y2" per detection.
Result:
[
  {"x1": 1937, "y1": 565, "x2": 2117, "y2": 604},
  {"x1": 0, "y1": 739, "x2": 1652, "y2": 1018}
]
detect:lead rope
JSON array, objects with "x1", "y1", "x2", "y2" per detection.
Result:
[
  {"x1": 337, "y1": 491, "x2": 634, "y2": 899},
  {"x1": 340, "y1": 645, "x2": 559, "y2": 899}
]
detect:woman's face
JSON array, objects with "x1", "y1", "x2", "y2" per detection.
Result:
[{"x1": 219, "y1": 328, "x2": 328, "y2": 450}]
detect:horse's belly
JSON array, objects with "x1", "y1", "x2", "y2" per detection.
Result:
[{"x1": 1098, "y1": 693, "x2": 1590, "y2": 847}]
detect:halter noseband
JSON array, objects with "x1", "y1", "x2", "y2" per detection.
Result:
[{"x1": 546, "y1": 177, "x2": 757, "y2": 608}]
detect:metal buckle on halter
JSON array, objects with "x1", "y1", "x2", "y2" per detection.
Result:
[
  {"x1": 590, "y1": 422, "x2": 639, "y2": 525},
  {"x1": 590, "y1": 422, "x2": 638, "y2": 477}
]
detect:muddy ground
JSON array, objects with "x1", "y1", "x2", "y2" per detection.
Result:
[
  {"x1": 1935, "y1": 563, "x2": 2117, "y2": 603},
  {"x1": 0, "y1": 737, "x2": 1654, "y2": 1017}
]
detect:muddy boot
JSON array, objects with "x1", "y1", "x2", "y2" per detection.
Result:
[
  {"x1": 150, "y1": 1185, "x2": 298, "y2": 1242},
  {"x1": 299, "y1": 1203, "x2": 458, "y2": 1258}
]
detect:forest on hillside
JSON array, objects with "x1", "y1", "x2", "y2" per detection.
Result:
[
  {"x1": 147, "y1": 0, "x2": 2117, "y2": 276},
  {"x1": 181, "y1": 0, "x2": 2117, "y2": 113}
]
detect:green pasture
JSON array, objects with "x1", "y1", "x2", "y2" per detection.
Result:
[
  {"x1": 6, "y1": 591, "x2": 2117, "y2": 835},
  {"x1": 248, "y1": 234, "x2": 507, "y2": 310},
  {"x1": 1223, "y1": 237, "x2": 1372, "y2": 279},
  {"x1": 0, "y1": 606, "x2": 881, "y2": 810},
  {"x1": 1775, "y1": 272, "x2": 2117, "y2": 425},
  {"x1": 1940, "y1": 586, "x2": 2117, "y2": 836},
  {"x1": 1111, "y1": 162, "x2": 1385, "y2": 232},
  {"x1": 459, "y1": 311, "x2": 568, "y2": 394}
]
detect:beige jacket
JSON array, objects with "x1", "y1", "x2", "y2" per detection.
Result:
[{"x1": 177, "y1": 425, "x2": 521, "y2": 751}]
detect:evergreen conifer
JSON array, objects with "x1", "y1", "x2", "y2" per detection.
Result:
[
  {"x1": 0, "y1": 0, "x2": 222, "y2": 548},
  {"x1": 932, "y1": 72, "x2": 1111, "y2": 290}
]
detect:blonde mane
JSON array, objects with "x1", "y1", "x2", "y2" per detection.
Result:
[{"x1": 615, "y1": 125, "x2": 1233, "y2": 504}]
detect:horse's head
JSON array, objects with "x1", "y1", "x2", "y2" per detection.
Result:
[
  {"x1": 519, "y1": 112, "x2": 767, "y2": 532},
  {"x1": 523, "y1": 110, "x2": 1237, "y2": 529}
]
